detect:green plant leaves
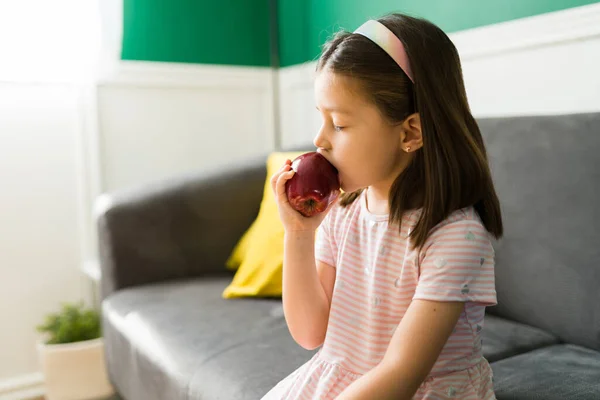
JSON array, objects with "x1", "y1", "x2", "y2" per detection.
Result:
[{"x1": 36, "y1": 301, "x2": 101, "y2": 345}]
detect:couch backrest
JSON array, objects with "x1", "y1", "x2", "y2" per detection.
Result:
[{"x1": 480, "y1": 112, "x2": 600, "y2": 351}]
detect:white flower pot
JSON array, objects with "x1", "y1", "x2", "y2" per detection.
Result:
[{"x1": 37, "y1": 337, "x2": 115, "y2": 400}]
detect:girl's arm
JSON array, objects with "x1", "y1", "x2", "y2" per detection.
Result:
[
  {"x1": 271, "y1": 158, "x2": 338, "y2": 350},
  {"x1": 282, "y1": 231, "x2": 334, "y2": 350},
  {"x1": 336, "y1": 299, "x2": 464, "y2": 400}
]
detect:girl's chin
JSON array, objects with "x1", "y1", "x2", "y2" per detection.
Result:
[
  {"x1": 340, "y1": 182, "x2": 360, "y2": 194},
  {"x1": 338, "y1": 173, "x2": 362, "y2": 193},
  {"x1": 339, "y1": 179, "x2": 348, "y2": 193}
]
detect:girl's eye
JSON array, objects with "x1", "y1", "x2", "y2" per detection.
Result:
[{"x1": 333, "y1": 125, "x2": 344, "y2": 132}]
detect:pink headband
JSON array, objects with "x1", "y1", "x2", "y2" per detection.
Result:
[{"x1": 354, "y1": 20, "x2": 414, "y2": 83}]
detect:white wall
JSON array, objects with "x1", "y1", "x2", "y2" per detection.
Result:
[
  {"x1": 97, "y1": 62, "x2": 275, "y2": 193},
  {"x1": 277, "y1": 3, "x2": 600, "y2": 147},
  {"x1": 89, "y1": 61, "x2": 274, "y2": 266},
  {"x1": 0, "y1": 63, "x2": 274, "y2": 398},
  {"x1": 2, "y1": 3, "x2": 599, "y2": 398},
  {"x1": 0, "y1": 82, "x2": 86, "y2": 396},
  {"x1": 452, "y1": 3, "x2": 600, "y2": 118}
]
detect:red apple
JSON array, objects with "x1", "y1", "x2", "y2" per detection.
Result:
[{"x1": 285, "y1": 152, "x2": 340, "y2": 217}]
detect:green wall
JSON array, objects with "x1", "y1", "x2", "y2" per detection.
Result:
[
  {"x1": 120, "y1": 0, "x2": 598, "y2": 67},
  {"x1": 278, "y1": 0, "x2": 599, "y2": 67},
  {"x1": 122, "y1": 0, "x2": 271, "y2": 66}
]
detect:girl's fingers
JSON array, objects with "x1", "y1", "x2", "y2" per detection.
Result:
[
  {"x1": 275, "y1": 169, "x2": 295, "y2": 204},
  {"x1": 270, "y1": 163, "x2": 292, "y2": 193}
]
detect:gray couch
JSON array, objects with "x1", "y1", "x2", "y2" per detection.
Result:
[{"x1": 98, "y1": 112, "x2": 600, "y2": 400}]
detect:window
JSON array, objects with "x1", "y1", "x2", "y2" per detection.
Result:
[{"x1": 0, "y1": 0, "x2": 121, "y2": 83}]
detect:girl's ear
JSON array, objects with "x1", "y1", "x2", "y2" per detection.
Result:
[{"x1": 401, "y1": 113, "x2": 423, "y2": 151}]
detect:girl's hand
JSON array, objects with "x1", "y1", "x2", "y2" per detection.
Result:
[{"x1": 270, "y1": 159, "x2": 339, "y2": 234}]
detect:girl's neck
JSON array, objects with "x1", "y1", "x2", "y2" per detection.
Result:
[{"x1": 365, "y1": 186, "x2": 390, "y2": 216}]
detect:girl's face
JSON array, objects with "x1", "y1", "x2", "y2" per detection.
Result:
[{"x1": 314, "y1": 69, "x2": 409, "y2": 194}]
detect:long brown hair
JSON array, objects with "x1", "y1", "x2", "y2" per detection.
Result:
[{"x1": 316, "y1": 13, "x2": 503, "y2": 250}]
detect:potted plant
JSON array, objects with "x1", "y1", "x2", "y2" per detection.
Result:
[{"x1": 36, "y1": 301, "x2": 114, "y2": 400}]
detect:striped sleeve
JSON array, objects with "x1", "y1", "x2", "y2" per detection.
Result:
[
  {"x1": 315, "y1": 209, "x2": 336, "y2": 267},
  {"x1": 413, "y1": 219, "x2": 497, "y2": 306}
]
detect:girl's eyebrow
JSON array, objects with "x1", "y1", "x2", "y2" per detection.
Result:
[{"x1": 316, "y1": 106, "x2": 352, "y2": 115}]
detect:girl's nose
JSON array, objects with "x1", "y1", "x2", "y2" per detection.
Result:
[{"x1": 313, "y1": 125, "x2": 328, "y2": 149}]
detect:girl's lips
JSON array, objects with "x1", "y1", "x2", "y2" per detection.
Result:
[
  {"x1": 315, "y1": 149, "x2": 342, "y2": 188},
  {"x1": 316, "y1": 148, "x2": 337, "y2": 169}
]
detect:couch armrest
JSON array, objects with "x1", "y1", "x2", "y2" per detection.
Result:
[{"x1": 97, "y1": 155, "x2": 267, "y2": 300}]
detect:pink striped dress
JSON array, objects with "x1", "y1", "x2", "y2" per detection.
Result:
[{"x1": 262, "y1": 190, "x2": 497, "y2": 399}]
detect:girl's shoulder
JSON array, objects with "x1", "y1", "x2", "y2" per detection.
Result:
[
  {"x1": 423, "y1": 206, "x2": 492, "y2": 251},
  {"x1": 438, "y1": 206, "x2": 482, "y2": 228}
]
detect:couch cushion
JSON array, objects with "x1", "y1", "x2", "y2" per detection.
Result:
[
  {"x1": 482, "y1": 314, "x2": 559, "y2": 362},
  {"x1": 478, "y1": 112, "x2": 600, "y2": 350},
  {"x1": 102, "y1": 277, "x2": 316, "y2": 400},
  {"x1": 222, "y1": 151, "x2": 305, "y2": 298},
  {"x1": 491, "y1": 344, "x2": 600, "y2": 400}
]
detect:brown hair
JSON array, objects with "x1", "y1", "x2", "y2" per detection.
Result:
[{"x1": 316, "y1": 13, "x2": 503, "y2": 250}]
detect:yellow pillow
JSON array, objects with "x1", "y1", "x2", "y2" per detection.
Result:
[
  {"x1": 222, "y1": 151, "x2": 305, "y2": 298},
  {"x1": 224, "y1": 220, "x2": 256, "y2": 271}
]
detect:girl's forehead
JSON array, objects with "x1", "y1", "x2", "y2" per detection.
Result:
[{"x1": 315, "y1": 70, "x2": 369, "y2": 111}]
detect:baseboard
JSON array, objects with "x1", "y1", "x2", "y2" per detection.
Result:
[{"x1": 0, "y1": 373, "x2": 44, "y2": 400}]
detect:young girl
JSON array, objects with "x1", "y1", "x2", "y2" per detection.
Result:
[{"x1": 263, "y1": 13, "x2": 502, "y2": 400}]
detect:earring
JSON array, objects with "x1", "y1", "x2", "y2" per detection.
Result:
[{"x1": 406, "y1": 146, "x2": 411, "y2": 152}]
